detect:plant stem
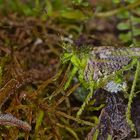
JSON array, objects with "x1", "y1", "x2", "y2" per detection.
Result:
[
  {"x1": 94, "y1": 0, "x2": 140, "y2": 18},
  {"x1": 126, "y1": 60, "x2": 140, "y2": 136}
]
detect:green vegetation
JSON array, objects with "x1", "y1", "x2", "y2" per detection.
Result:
[{"x1": 0, "y1": 0, "x2": 140, "y2": 139}]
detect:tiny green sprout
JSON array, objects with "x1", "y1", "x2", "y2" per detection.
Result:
[
  {"x1": 61, "y1": 43, "x2": 89, "y2": 90},
  {"x1": 61, "y1": 43, "x2": 87, "y2": 68}
]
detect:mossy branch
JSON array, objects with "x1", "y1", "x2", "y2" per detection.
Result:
[
  {"x1": 64, "y1": 67, "x2": 78, "y2": 90},
  {"x1": 126, "y1": 60, "x2": 140, "y2": 136},
  {"x1": 76, "y1": 82, "x2": 95, "y2": 118}
]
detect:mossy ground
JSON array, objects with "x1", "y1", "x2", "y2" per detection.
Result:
[{"x1": 0, "y1": 0, "x2": 140, "y2": 139}]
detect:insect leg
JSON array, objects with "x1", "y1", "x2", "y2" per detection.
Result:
[{"x1": 64, "y1": 66, "x2": 78, "y2": 90}]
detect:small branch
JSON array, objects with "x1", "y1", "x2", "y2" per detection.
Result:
[
  {"x1": 56, "y1": 83, "x2": 80, "y2": 106},
  {"x1": 94, "y1": 1, "x2": 140, "y2": 18},
  {"x1": 56, "y1": 111, "x2": 95, "y2": 127}
]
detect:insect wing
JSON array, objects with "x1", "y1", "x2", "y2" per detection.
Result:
[{"x1": 84, "y1": 47, "x2": 133, "y2": 81}]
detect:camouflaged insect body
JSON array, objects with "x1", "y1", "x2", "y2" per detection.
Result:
[
  {"x1": 62, "y1": 45, "x2": 140, "y2": 119},
  {"x1": 84, "y1": 47, "x2": 140, "y2": 82},
  {"x1": 62, "y1": 44, "x2": 140, "y2": 139},
  {"x1": 86, "y1": 91, "x2": 131, "y2": 140}
]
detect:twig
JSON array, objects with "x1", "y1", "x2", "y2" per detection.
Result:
[{"x1": 94, "y1": 1, "x2": 140, "y2": 18}]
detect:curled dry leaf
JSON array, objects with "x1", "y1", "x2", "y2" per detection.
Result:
[{"x1": 0, "y1": 113, "x2": 31, "y2": 131}]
